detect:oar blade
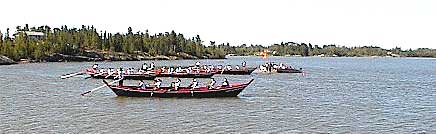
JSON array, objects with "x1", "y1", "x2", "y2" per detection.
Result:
[{"x1": 80, "y1": 91, "x2": 91, "y2": 96}]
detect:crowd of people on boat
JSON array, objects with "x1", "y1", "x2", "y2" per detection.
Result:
[
  {"x1": 259, "y1": 62, "x2": 294, "y2": 72},
  {"x1": 89, "y1": 61, "x2": 250, "y2": 76},
  {"x1": 133, "y1": 78, "x2": 231, "y2": 91},
  {"x1": 87, "y1": 61, "x2": 257, "y2": 92}
]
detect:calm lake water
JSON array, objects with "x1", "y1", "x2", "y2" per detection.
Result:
[{"x1": 1, "y1": 56, "x2": 435, "y2": 133}]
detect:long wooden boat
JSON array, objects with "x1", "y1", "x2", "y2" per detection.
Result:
[
  {"x1": 86, "y1": 68, "x2": 214, "y2": 79},
  {"x1": 90, "y1": 73, "x2": 157, "y2": 80},
  {"x1": 103, "y1": 79, "x2": 254, "y2": 98}
]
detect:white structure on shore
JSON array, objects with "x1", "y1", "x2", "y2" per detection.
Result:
[{"x1": 13, "y1": 31, "x2": 45, "y2": 40}]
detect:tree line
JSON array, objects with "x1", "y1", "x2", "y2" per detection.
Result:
[
  {"x1": 1, "y1": 25, "x2": 435, "y2": 62},
  {"x1": 0, "y1": 24, "x2": 229, "y2": 61},
  {"x1": 225, "y1": 42, "x2": 436, "y2": 58}
]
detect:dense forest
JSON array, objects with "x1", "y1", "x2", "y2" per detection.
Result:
[
  {"x1": 0, "y1": 24, "x2": 435, "y2": 63},
  {"x1": 0, "y1": 24, "x2": 228, "y2": 61}
]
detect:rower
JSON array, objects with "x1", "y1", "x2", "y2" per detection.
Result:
[
  {"x1": 142, "y1": 63, "x2": 148, "y2": 71},
  {"x1": 207, "y1": 78, "x2": 216, "y2": 89},
  {"x1": 174, "y1": 78, "x2": 181, "y2": 91},
  {"x1": 226, "y1": 65, "x2": 232, "y2": 70},
  {"x1": 206, "y1": 67, "x2": 211, "y2": 73},
  {"x1": 92, "y1": 64, "x2": 99, "y2": 70},
  {"x1": 161, "y1": 66, "x2": 166, "y2": 73},
  {"x1": 222, "y1": 78, "x2": 230, "y2": 87},
  {"x1": 107, "y1": 68, "x2": 112, "y2": 75},
  {"x1": 153, "y1": 79, "x2": 162, "y2": 89},
  {"x1": 242, "y1": 61, "x2": 246, "y2": 67},
  {"x1": 217, "y1": 65, "x2": 222, "y2": 70},
  {"x1": 273, "y1": 64, "x2": 279, "y2": 69},
  {"x1": 127, "y1": 68, "x2": 133, "y2": 74},
  {"x1": 266, "y1": 63, "x2": 272, "y2": 72},
  {"x1": 280, "y1": 63, "x2": 286, "y2": 69},
  {"x1": 190, "y1": 78, "x2": 199, "y2": 89},
  {"x1": 176, "y1": 66, "x2": 182, "y2": 73},
  {"x1": 114, "y1": 68, "x2": 124, "y2": 86},
  {"x1": 169, "y1": 67, "x2": 174, "y2": 74},
  {"x1": 235, "y1": 65, "x2": 240, "y2": 70},
  {"x1": 150, "y1": 62, "x2": 155, "y2": 70},
  {"x1": 195, "y1": 61, "x2": 200, "y2": 67},
  {"x1": 138, "y1": 80, "x2": 148, "y2": 89}
]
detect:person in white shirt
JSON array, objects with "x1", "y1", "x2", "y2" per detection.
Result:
[
  {"x1": 226, "y1": 65, "x2": 232, "y2": 70},
  {"x1": 161, "y1": 66, "x2": 166, "y2": 73},
  {"x1": 208, "y1": 78, "x2": 216, "y2": 89},
  {"x1": 174, "y1": 78, "x2": 181, "y2": 91},
  {"x1": 92, "y1": 64, "x2": 99, "y2": 70},
  {"x1": 222, "y1": 78, "x2": 230, "y2": 87},
  {"x1": 190, "y1": 78, "x2": 199, "y2": 89},
  {"x1": 114, "y1": 68, "x2": 124, "y2": 86},
  {"x1": 280, "y1": 63, "x2": 286, "y2": 69},
  {"x1": 176, "y1": 66, "x2": 182, "y2": 73},
  {"x1": 235, "y1": 65, "x2": 240, "y2": 70},
  {"x1": 195, "y1": 61, "x2": 200, "y2": 67},
  {"x1": 150, "y1": 62, "x2": 155, "y2": 69},
  {"x1": 217, "y1": 65, "x2": 223, "y2": 70},
  {"x1": 138, "y1": 80, "x2": 148, "y2": 89},
  {"x1": 142, "y1": 63, "x2": 148, "y2": 70},
  {"x1": 153, "y1": 79, "x2": 162, "y2": 89}
]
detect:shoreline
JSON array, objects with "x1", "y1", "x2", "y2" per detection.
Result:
[{"x1": 4, "y1": 55, "x2": 435, "y2": 66}]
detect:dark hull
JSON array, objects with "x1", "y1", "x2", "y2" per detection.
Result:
[
  {"x1": 156, "y1": 73, "x2": 214, "y2": 78},
  {"x1": 105, "y1": 79, "x2": 254, "y2": 98},
  {"x1": 215, "y1": 67, "x2": 257, "y2": 75},
  {"x1": 91, "y1": 74, "x2": 156, "y2": 80},
  {"x1": 277, "y1": 69, "x2": 302, "y2": 73},
  {"x1": 221, "y1": 68, "x2": 256, "y2": 75},
  {"x1": 110, "y1": 87, "x2": 245, "y2": 98}
]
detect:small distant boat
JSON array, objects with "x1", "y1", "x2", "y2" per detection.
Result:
[
  {"x1": 103, "y1": 79, "x2": 254, "y2": 98},
  {"x1": 256, "y1": 62, "x2": 303, "y2": 74}
]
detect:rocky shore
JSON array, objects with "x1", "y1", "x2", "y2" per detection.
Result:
[{"x1": 0, "y1": 55, "x2": 17, "y2": 65}]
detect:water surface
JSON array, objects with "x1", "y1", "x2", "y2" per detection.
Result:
[{"x1": 1, "y1": 57, "x2": 435, "y2": 133}]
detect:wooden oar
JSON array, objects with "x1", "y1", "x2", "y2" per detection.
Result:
[
  {"x1": 60, "y1": 71, "x2": 85, "y2": 79},
  {"x1": 84, "y1": 73, "x2": 103, "y2": 79},
  {"x1": 105, "y1": 71, "x2": 115, "y2": 78},
  {"x1": 80, "y1": 79, "x2": 122, "y2": 96},
  {"x1": 220, "y1": 67, "x2": 225, "y2": 74}
]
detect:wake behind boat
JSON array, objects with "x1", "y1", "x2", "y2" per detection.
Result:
[{"x1": 103, "y1": 79, "x2": 254, "y2": 98}]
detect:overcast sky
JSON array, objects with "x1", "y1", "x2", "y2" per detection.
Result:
[{"x1": 1, "y1": 0, "x2": 435, "y2": 49}]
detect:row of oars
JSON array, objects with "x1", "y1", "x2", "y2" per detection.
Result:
[{"x1": 60, "y1": 70, "x2": 119, "y2": 96}]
